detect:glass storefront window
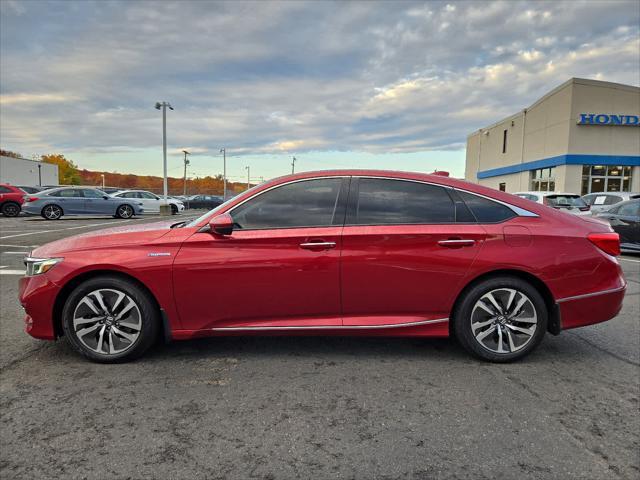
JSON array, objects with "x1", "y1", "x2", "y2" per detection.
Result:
[
  {"x1": 581, "y1": 165, "x2": 633, "y2": 195},
  {"x1": 529, "y1": 167, "x2": 555, "y2": 191}
]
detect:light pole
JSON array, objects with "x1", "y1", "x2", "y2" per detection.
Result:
[
  {"x1": 37, "y1": 163, "x2": 42, "y2": 186},
  {"x1": 220, "y1": 148, "x2": 227, "y2": 200},
  {"x1": 155, "y1": 101, "x2": 173, "y2": 213},
  {"x1": 245, "y1": 166, "x2": 251, "y2": 190},
  {"x1": 182, "y1": 150, "x2": 190, "y2": 196},
  {"x1": 101, "y1": 174, "x2": 105, "y2": 190},
  {"x1": 291, "y1": 156, "x2": 297, "y2": 174}
]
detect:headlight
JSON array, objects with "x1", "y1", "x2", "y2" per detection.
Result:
[{"x1": 24, "y1": 257, "x2": 63, "y2": 276}]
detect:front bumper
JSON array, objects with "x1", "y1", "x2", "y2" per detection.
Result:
[{"x1": 18, "y1": 274, "x2": 59, "y2": 340}]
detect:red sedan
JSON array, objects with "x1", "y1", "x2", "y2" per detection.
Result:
[
  {"x1": 0, "y1": 183, "x2": 25, "y2": 217},
  {"x1": 19, "y1": 170, "x2": 626, "y2": 363}
]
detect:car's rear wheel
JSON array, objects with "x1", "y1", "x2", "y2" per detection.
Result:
[
  {"x1": 453, "y1": 276, "x2": 547, "y2": 362},
  {"x1": 1, "y1": 201, "x2": 21, "y2": 217},
  {"x1": 116, "y1": 204, "x2": 134, "y2": 219},
  {"x1": 62, "y1": 276, "x2": 159, "y2": 363},
  {"x1": 41, "y1": 204, "x2": 63, "y2": 220}
]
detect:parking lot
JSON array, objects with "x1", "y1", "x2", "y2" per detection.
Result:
[{"x1": 0, "y1": 214, "x2": 638, "y2": 479}]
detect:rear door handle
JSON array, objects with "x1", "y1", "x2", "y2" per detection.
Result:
[
  {"x1": 438, "y1": 239, "x2": 476, "y2": 248},
  {"x1": 300, "y1": 241, "x2": 336, "y2": 250}
]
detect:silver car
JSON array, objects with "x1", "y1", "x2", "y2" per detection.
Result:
[
  {"x1": 581, "y1": 192, "x2": 640, "y2": 214},
  {"x1": 21, "y1": 187, "x2": 144, "y2": 220},
  {"x1": 110, "y1": 190, "x2": 184, "y2": 214}
]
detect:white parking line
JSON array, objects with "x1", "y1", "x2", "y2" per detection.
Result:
[
  {"x1": 0, "y1": 219, "x2": 137, "y2": 239},
  {"x1": 0, "y1": 245, "x2": 37, "y2": 248},
  {"x1": 0, "y1": 270, "x2": 26, "y2": 275},
  {"x1": 1, "y1": 252, "x2": 28, "y2": 255}
]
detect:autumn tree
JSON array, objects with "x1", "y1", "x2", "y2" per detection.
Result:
[
  {"x1": 0, "y1": 148, "x2": 23, "y2": 159},
  {"x1": 41, "y1": 154, "x2": 81, "y2": 185}
]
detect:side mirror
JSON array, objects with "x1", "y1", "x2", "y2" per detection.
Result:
[
  {"x1": 103, "y1": 195, "x2": 109, "y2": 199},
  {"x1": 209, "y1": 213, "x2": 234, "y2": 236}
]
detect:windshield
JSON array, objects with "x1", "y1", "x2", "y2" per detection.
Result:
[{"x1": 545, "y1": 195, "x2": 587, "y2": 208}]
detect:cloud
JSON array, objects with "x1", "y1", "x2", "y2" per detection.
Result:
[{"x1": 0, "y1": 0, "x2": 638, "y2": 175}]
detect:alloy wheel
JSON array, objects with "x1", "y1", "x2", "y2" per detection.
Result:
[
  {"x1": 43, "y1": 205, "x2": 62, "y2": 220},
  {"x1": 72, "y1": 288, "x2": 142, "y2": 355},
  {"x1": 118, "y1": 205, "x2": 133, "y2": 218},
  {"x1": 470, "y1": 288, "x2": 538, "y2": 354},
  {"x1": 2, "y1": 203, "x2": 20, "y2": 216}
]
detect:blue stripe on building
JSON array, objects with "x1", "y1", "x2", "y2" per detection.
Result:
[{"x1": 476, "y1": 154, "x2": 640, "y2": 179}]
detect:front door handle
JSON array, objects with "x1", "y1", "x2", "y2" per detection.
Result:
[
  {"x1": 438, "y1": 239, "x2": 476, "y2": 248},
  {"x1": 300, "y1": 241, "x2": 336, "y2": 250}
]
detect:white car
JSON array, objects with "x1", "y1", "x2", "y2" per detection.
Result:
[
  {"x1": 582, "y1": 192, "x2": 640, "y2": 214},
  {"x1": 110, "y1": 190, "x2": 185, "y2": 215},
  {"x1": 513, "y1": 191, "x2": 591, "y2": 216}
]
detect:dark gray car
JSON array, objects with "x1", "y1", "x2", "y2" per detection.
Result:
[
  {"x1": 21, "y1": 187, "x2": 144, "y2": 220},
  {"x1": 595, "y1": 199, "x2": 640, "y2": 253}
]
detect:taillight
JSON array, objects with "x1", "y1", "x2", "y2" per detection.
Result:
[
  {"x1": 579, "y1": 205, "x2": 590, "y2": 212},
  {"x1": 25, "y1": 197, "x2": 39, "y2": 202},
  {"x1": 587, "y1": 232, "x2": 620, "y2": 256}
]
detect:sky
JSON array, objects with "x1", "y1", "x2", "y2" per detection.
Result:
[{"x1": 1, "y1": 0, "x2": 639, "y2": 183}]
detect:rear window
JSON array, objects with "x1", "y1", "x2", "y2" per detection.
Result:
[
  {"x1": 545, "y1": 195, "x2": 587, "y2": 208},
  {"x1": 516, "y1": 193, "x2": 539, "y2": 202}
]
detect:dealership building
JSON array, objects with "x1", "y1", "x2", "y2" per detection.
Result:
[{"x1": 465, "y1": 78, "x2": 640, "y2": 195}]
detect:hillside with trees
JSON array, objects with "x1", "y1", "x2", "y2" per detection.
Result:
[{"x1": 1, "y1": 148, "x2": 250, "y2": 195}]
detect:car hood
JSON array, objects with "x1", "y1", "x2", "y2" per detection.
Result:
[{"x1": 31, "y1": 220, "x2": 178, "y2": 257}]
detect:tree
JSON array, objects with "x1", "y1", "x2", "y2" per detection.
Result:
[
  {"x1": 0, "y1": 148, "x2": 23, "y2": 159},
  {"x1": 41, "y1": 154, "x2": 81, "y2": 185}
]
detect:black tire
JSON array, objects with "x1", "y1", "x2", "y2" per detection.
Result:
[
  {"x1": 1, "y1": 201, "x2": 21, "y2": 217},
  {"x1": 116, "y1": 204, "x2": 134, "y2": 219},
  {"x1": 453, "y1": 276, "x2": 547, "y2": 363},
  {"x1": 171, "y1": 204, "x2": 178, "y2": 215},
  {"x1": 41, "y1": 204, "x2": 63, "y2": 220},
  {"x1": 61, "y1": 275, "x2": 159, "y2": 363}
]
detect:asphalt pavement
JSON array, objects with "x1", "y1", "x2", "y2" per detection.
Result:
[{"x1": 0, "y1": 213, "x2": 638, "y2": 479}]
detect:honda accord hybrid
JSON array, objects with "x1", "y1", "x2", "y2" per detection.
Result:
[{"x1": 19, "y1": 170, "x2": 626, "y2": 363}]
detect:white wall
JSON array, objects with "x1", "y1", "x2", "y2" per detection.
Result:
[{"x1": 0, "y1": 156, "x2": 58, "y2": 186}]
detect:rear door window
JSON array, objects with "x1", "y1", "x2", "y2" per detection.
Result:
[
  {"x1": 56, "y1": 189, "x2": 81, "y2": 197},
  {"x1": 82, "y1": 189, "x2": 105, "y2": 198},
  {"x1": 456, "y1": 190, "x2": 516, "y2": 223},
  {"x1": 347, "y1": 178, "x2": 455, "y2": 225}
]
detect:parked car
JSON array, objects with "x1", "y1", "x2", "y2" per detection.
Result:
[
  {"x1": 101, "y1": 187, "x2": 125, "y2": 194},
  {"x1": 111, "y1": 190, "x2": 184, "y2": 215},
  {"x1": 514, "y1": 191, "x2": 591, "y2": 216},
  {"x1": 21, "y1": 187, "x2": 144, "y2": 220},
  {"x1": 582, "y1": 192, "x2": 640, "y2": 214},
  {"x1": 16, "y1": 185, "x2": 45, "y2": 194},
  {"x1": 594, "y1": 199, "x2": 640, "y2": 253},
  {"x1": 0, "y1": 183, "x2": 25, "y2": 216},
  {"x1": 184, "y1": 194, "x2": 224, "y2": 210},
  {"x1": 20, "y1": 170, "x2": 625, "y2": 363}
]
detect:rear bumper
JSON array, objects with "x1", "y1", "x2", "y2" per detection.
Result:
[{"x1": 558, "y1": 285, "x2": 626, "y2": 330}]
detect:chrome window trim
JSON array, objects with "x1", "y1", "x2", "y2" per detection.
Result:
[
  {"x1": 208, "y1": 317, "x2": 448, "y2": 331},
  {"x1": 556, "y1": 285, "x2": 626, "y2": 303}
]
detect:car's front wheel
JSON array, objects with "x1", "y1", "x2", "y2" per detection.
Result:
[
  {"x1": 1, "y1": 201, "x2": 21, "y2": 217},
  {"x1": 170, "y1": 204, "x2": 178, "y2": 215},
  {"x1": 453, "y1": 276, "x2": 547, "y2": 362},
  {"x1": 62, "y1": 276, "x2": 159, "y2": 362},
  {"x1": 41, "y1": 204, "x2": 63, "y2": 220},
  {"x1": 116, "y1": 204, "x2": 134, "y2": 219}
]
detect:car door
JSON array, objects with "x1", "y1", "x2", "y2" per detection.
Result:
[
  {"x1": 54, "y1": 188, "x2": 84, "y2": 214},
  {"x1": 139, "y1": 191, "x2": 161, "y2": 212},
  {"x1": 605, "y1": 202, "x2": 640, "y2": 245},
  {"x1": 340, "y1": 177, "x2": 487, "y2": 326},
  {"x1": 82, "y1": 188, "x2": 112, "y2": 214},
  {"x1": 172, "y1": 177, "x2": 349, "y2": 331}
]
